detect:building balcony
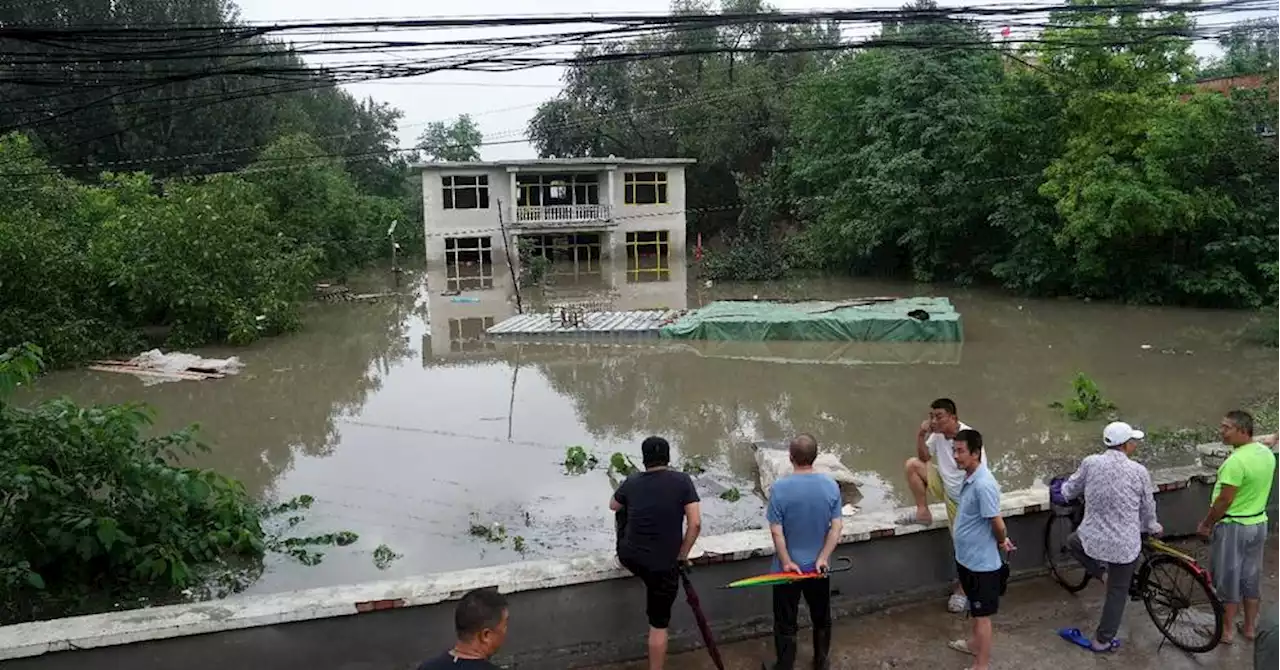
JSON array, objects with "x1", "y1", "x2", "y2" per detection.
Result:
[{"x1": 513, "y1": 204, "x2": 613, "y2": 228}]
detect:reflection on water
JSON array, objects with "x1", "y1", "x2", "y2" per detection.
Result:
[{"x1": 18, "y1": 254, "x2": 1277, "y2": 595}]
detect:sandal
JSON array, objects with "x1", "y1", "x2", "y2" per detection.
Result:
[
  {"x1": 1057, "y1": 628, "x2": 1120, "y2": 653},
  {"x1": 947, "y1": 639, "x2": 975, "y2": 656}
]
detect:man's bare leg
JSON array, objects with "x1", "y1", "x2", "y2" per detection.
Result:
[
  {"x1": 647, "y1": 627, "x2": 667, "y2": 670},
  {"x1": 1223, "y1": 603, "x2": 1238, "y2": 643},
  {"x1": 968, "y1": 616, "x2": 993, "y2": 670},
  {"x1": 1243, "y1": 598, "x2": 1260, "y2": 640},
  {"x1": 903, "y1": 457, "x2": 933, "y2": 524}
]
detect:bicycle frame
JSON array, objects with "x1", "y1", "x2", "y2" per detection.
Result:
[{"x1": 1142, "y1": 536, "x2": 1215, "y2": 583}]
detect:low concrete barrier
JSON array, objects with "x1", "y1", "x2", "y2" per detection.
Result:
[{"x1": 0, "y1": 464, "x2": 1270, "y2": 670}]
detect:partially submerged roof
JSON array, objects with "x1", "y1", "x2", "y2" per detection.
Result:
[{"x1": 414, "y1": 157, "x2": 697, "y2": 170}]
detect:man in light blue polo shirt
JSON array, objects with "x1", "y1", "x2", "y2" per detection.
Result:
[{"x1": 947, "y1": 429, "x2": 1014, "y2": 670}]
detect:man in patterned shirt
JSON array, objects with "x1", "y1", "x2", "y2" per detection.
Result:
[{"x1": 1060, "y1": 421, "x2": 1163, "y2": 652}]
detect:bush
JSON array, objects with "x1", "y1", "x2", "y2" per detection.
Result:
[{"x1": 0, "y1": 344, "x2": 268, "y2": 622}]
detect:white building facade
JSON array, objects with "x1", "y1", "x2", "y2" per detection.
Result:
[{"x1": 417, "y1": 157, "x2": 694, "y2": 276}]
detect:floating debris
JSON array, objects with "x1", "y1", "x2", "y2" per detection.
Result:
[{"x1": 90, "y1": 349, "x2": 244, "y2": 385}]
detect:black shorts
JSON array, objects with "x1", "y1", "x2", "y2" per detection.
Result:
[
  {"x1": 619, "y1": 557, "x2": 680, "y2": 629},
  {"x1": 956, "y1": 562, "x2": 1006, "y2": 618}
]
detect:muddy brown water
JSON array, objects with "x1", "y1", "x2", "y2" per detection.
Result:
[{"x1": 18, "y1": 257, "x2": 1276, "y2": 596}]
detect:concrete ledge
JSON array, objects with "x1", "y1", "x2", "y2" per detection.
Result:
[{"x1": 0, "y1": 464, "x2": 1231, "y2": 668}]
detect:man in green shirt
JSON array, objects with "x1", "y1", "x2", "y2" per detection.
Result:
[{"x1": 1198, "y1": 409, "x2": 1277, "y2": 644}]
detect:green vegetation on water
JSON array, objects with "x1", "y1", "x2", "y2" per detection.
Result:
[{"x1": 1050, "y1": 373, "x2": 1118, "y2": 421}]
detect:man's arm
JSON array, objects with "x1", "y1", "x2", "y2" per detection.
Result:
[
  {"x1": 1138, "y1": 468, "x2": 1161, "y2": 534},
  {"x1": 1199, "y1": 457, "x2": 1244, "y2": 535},
  {"x1": 982, "y1": 484, "x2": 1015, "y2": 552},
  {"x1": 990, "y1": 515, "x2": 1013, "y2": 550},
  {"x1": 609, "y1": 479, "x2": 626, "y2": 512},
  {"x1": 1060, "y1": 458, "x2": 1087, "y2": 501},
  {"x1": 816, "y1": 481, "x2": 844, "y2": 570},
  {"x1": 1200, "y1": 485, "x2": 1238, "y2": 532},
  {"x1": 766, "y1": 488, "x2": 799, "y2": 572},
  {"x1": 678, "y1": 502, "x2": 702, "y2": 561},
  {"x1": 916, "y1": 420, "x2": 932, "y2": 463}
]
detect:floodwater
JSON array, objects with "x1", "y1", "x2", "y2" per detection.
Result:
[{"x1": 19, "y1": 253, "x2": 1277, "y2": 596}]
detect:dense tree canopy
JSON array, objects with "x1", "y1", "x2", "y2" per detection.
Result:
[
  {"x1": 533, "y1": 0, "x2": 1278, "y2": 308},
  {"x1": 416, "y1": 115, "x2": 484, "y2": 162}
]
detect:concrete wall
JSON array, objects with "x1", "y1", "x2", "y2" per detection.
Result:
[{"x1": 3, "y1": 465, "x2": 1257, "y2": 670}]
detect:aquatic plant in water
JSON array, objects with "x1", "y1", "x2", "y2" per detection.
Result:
[
  {"x1": 563, "y1": 445, "x2": 599, "y2": 475},
  {"x1": 1050, "y1": 372, "x2": 1116, "y2": 421}
]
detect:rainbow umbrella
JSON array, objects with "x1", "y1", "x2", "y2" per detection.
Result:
[{"x1": 724, "y1": 556, "x2": 852, "y2": 589}]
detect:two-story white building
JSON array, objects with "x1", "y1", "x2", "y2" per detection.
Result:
[{"x1": 416, "y1": 157, "x2": 695, "y2": 281}]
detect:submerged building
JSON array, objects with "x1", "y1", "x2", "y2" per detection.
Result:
[{"x1": 415, "y1": 157, "x2": 696, "y2": 282}]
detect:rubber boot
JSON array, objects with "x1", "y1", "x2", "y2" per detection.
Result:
[
  {"x1": 761, "y1": 632, "x2": 798, "y2": 670},
  {"x1": 812, "y1": 626, "x2": 832, "y2": 670}
]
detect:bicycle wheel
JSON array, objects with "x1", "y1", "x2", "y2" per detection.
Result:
[
  {"x1": 1044, "y1": 514, "x2": 1090, "y2": 592},
  {"x1": 1140, "y1": 554, "x2": 1225, "y2": 653}
]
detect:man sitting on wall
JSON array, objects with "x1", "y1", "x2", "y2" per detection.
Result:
[
  {"x1": 610, "y1": 436, "x2": 703, "y2": 670},
  {"x1": 417, "y1": 587, "x2": 509, "y2": 669}
]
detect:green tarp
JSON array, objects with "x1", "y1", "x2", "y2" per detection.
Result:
[{"x1": 658, "y1": 297, "x2": 963, "y2": 343}]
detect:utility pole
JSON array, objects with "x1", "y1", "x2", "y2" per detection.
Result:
[
  {"x1": 496, "y1": 200, "x2": 523, "y2": 314},
  {"x1": 387, "y1": 219, "x2": 400, "y2": 287}
]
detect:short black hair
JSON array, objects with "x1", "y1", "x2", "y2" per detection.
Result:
[
  {"x1": 455, "y1": 588, "x2": 508, "y2": 639},
  {"x1": 789, "y1": 433, "x2": 819, "y2": 467},
  {"x1": 641, "y1": 435, "x2": 670, "y2": 467},
  {"x1": 1225, "y1": 410, "x2": 1255, "y2": 437},
  {"x1": 954, "y1": 428, "x2": 983, "y2": 456},
  {"x1": 931, "y1": 398, "x2": 958, "y2": 416}
]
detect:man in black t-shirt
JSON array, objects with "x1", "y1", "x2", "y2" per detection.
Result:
[
  {"x1": 610, "y1": 436, "x2": 702, "y2": 670},
  {"x1": 416, "y1": 588, "x2": 508, "y2": 669}
]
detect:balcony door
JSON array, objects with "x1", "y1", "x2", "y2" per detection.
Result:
[{"x1": 516, "y1": 173, "x2": 600, "y2": 207}]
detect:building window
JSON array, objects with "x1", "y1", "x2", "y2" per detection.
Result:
[
  {"x1": 442, "y1": 175, "x2": 490, "y2": 210},
  {"x1": 624, "y1": 171, "x2": 668, "y2": 205},
  {"x1": 625, "y1": 231, "x2": 670, "y2": 282},
  {"x1": 444, "y1": 236, "x2": 494, "y2": 291},
  {"x1": 448, "y1": 317, "x2": 495, "y2": 353},
  {"x1": 517, "y1": 174, "x2": 599, "y2": 207},
  {"x1": 521, "y1": 233, "x2": 602, "y2": 278}
]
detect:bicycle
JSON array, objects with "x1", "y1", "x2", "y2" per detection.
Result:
[{"x1": 1044, "y1": 486, "x2": 1225, "y2": 653}]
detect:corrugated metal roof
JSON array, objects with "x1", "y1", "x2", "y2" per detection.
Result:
[{"x1": 487, "y1": 310, "x2": 672, "y2": 336}]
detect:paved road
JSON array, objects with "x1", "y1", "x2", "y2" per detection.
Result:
[{"x1": 596, "y1": 540, "x2": 1276, "y2": 669}]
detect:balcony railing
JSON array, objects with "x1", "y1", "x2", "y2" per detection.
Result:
[{"x1": 513, "y1": 204, "x2": 612, "y2": 226}]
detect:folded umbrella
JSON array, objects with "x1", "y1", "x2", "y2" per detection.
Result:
[
  {"x1": 679, "y1": 566, "x2": 726, "y2": 670},
  {"x1": 724, "y1": 556, "x2": 853, "y2": 589}
]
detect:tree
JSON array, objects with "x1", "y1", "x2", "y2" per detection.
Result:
[
  {"x1": 1200, "y1": 19, "x2": 1279, "y2": 78},
  {"x1": 416, "y1": 115, "x2": 483, "y2": 162},
  {"x1": 786, "y1": 4, "x2": 1007, "y2": 281}
]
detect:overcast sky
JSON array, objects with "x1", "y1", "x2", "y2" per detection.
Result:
[{"x1": 235, "y1": 1, "x2": 1247, "y2": 160}]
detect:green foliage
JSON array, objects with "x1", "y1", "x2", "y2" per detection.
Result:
[
  {"x1": 0, "y1": 344, "x2": 266, "y2": 622},
  {"x1": 372, "y1": 544, "x2": 402, "y2": 569},
  {"x1": 0, "y1": 2, "x2": 408, "y2": 199},
  {"x1": 416, "y1": 115, "x2": 484, "y2": 162},
  {"x1": 528, "y1": 0, "x2": 840, "y2": 238},
  {"x1": 679, "y1": 454, "x2": 707, "y2": 475},
  {"x1": 1199, "y1": 19, "x2": 1278, "y2": 78},
  {"x1": 719, "y1": 487, "x2": 742, "y2": 502},
  {"x1": 519, "y1": 244, "x2": 554, "y2": 288},
  {"x1": 562, "y1": 445, "x2": 600, "y2": 475},
  {"x1": 609, "y1": 452, "x2": 640, "y2": 477},
  {"x1": 0, "y1": 131, "x2": 411, "y2": 367},
  {"x1": 701, "y1": 172, "x2": 792, "y2": 280},
  {"x1": 1051, "y1": 372, "x2": 1117, "y2": 421}
]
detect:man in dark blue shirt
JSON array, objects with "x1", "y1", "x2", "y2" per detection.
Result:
[
  {"x1": 416, "y1": 588, "x2": 508, "y2": 669},
  {"x1": 763, "y1": 433, "x2": 844, "y2": 670}
]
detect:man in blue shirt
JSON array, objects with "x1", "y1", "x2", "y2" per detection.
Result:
[
  {"x1": 948, "y1": 429, "x2": 1014, "y2": 670},
  {"x1": 763, "y1": 433, "x2": 844, "y2": 670}
]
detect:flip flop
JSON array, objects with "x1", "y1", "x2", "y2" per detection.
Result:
[
  {"x1": 896, "y1": 510, "x2": 933, "y2": 526},
  {"x1": 947, "y1": 639, "x2": 974, "y2": 656},
  {"x1": 1058, "y1": 628, "x2": 1120, "y2": 653}
]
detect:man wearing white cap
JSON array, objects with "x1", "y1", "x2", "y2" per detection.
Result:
[{"x1": 1057, "y1": 421, "x2": 1163, "y2": 652}]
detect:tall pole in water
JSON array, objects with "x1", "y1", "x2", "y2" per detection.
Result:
[
  {"x1": 387, "y1": 219, "x2": 399, "y2": 287},
  {"x1": 497, "y1": 199, "x2": 523, "y2": 314}
]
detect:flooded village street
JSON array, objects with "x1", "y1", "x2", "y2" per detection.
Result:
[{"x1": 18, "y1": 255, "x2": 1277, "y2": 597}]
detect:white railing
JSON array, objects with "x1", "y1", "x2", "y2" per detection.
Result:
[{"x1": 514, "y1": 204, "x2": 612, "y2": 225}]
